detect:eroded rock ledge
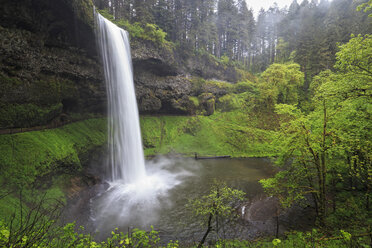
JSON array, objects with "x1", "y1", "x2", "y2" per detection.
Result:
[{"x1": 0, "y1": 0, "x2": 239, "y2": 129}]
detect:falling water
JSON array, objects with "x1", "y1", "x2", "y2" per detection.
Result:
[
  {"x1": 96, "y1": 12, "x2": 146, "y2": 183},
  {"x1": 91, "y1": 11, "x2": 195, "y2": 234}
]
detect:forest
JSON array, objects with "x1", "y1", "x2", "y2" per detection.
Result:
[
  {"x1": 95, "y1": 0, "x2": 370, "y2": 77},
  {"x1": 0, "y1": 0, "x2": 371, "y2": 247}
]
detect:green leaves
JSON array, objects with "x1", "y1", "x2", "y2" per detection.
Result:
[
  {"x1": 340, "y1": 230, "x2": 352, "y2": 241},
  {"x1": 259, "y1": 63, "x2": 304, "y2": 108},
  {"x1": 261, "y1": 33, "x2": 372, "y2": 227},
  {"x1": 335, "y1": 34, "x2": 372, "y2": 78},
  {"x1": 188, "y1": 180, "x2": 245, "y2": 225},
  {"x1": 272, "y1": 238, "x2": 281, "y2": 246},
  {"x1": 356, "y1": 0, "x2": 372, "y2": 17}
]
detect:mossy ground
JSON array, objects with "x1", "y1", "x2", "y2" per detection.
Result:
[
  {"x1": 0, "y1": 118, "x2": 107, "y2": 223},
  {"x1": 141, "y1": 111, "x2": 278, "y2": 158},
  {"x1": 0, "y1": 176, "x2": 67, "y2": 226},
  {"x1": 0, "y1": 118, "x2": 107, "y2": 187}
]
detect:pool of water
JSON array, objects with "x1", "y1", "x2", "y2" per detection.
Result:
[{"x1": 64, "y1": 157, "x2": 275, "y2": 243}]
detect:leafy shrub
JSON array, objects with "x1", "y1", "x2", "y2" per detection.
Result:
[
  {"x1": 216, "y1": 94, "x2": 241, "y2": 112},
  {"x1": 143, "y1": 23, "x2": 167, "y2": 44},
  {"x1": 1, "y1": 216, "x2": 180, "y2": 248},
  {"x1": 220, "y1": 55, "x2": 230, "y2": 66},
  {"x1": 188, "y1": 96, "x2": 200, "y2": 107},
  {"x1": 236, "y1": 68, "x2": 257, "y2": 82},
  {"x1": 203, "y1": 80, "x2": 234, "y2": 95},
  {"x1": 233, "y1": 81, "x2": 258, "y2": 94}
]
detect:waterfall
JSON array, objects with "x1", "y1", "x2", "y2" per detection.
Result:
[
  {"x1": 91, "y1": 11, "x2": 193, "y2": 233},
  {"x1": 96, "y1": 12, "x2": 146, "y2": 183}
]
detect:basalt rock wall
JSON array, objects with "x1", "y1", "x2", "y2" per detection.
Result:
[
  {"x1": 0, "y1": 0, "x2": 105, "y2": 129},
  {"x1": 0, "y1": 0, "x2": 238, "y2": 129}
]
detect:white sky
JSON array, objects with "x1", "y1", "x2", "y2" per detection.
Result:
[{"x1": 245, "y1": 0, "x2": 303, "y2": 16}]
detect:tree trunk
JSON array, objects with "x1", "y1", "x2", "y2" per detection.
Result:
[
  {"x1": 319, "y1": 100, "x2": 328, "y2": 225},
  {"x1": 198, "y1": 213, "x2": 213, "y2": 248}
]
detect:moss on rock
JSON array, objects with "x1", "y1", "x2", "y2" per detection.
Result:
[
  {"x1": 0, "y1": 118, "x2": 107, "y2": 188},
  {"x1": 0, "y1": 103, "x2": 63, "y2": 129},
  {"x1": 189, "y1": 96, "x2": 199, "y2": 106},
  {"x1": 202, "y1": 80, "x2": 234, "y2": 96},
  {"x1": 216, "y1": 94, "x2": 240, "y2": 112}
]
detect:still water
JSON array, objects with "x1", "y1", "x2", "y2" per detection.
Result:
[
  {"x1": 152, "y1": 157, "x2": 274, "y2": 243},
  {"x1": 66, "y1": 157, "x2": 275, "y2": 243}
]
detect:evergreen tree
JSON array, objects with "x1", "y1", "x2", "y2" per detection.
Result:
[
  {"x1": 217, "y1": 0, "x2": 238, "y2": 59},
  {"x1": 92, "y1": 0, "x2": 371, "y2": 76}
]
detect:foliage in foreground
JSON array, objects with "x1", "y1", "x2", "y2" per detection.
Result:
[
  {"x1": 216, "y1": 229, "x2": 371, "y2": 248},
  {"x1": 0, "y1": 220, "x2": 179, "y2": 248},
  {"x1": 187, "y1": 181, "x2": 245, "y2": 248},
  {"x1": 1, "y1": 218, "x2": 371, "y2": 248},
  {"x1": 1, "y1": 184, "x2": 370, "y2": 248},
  {"x1": 260, "y1": 34, "x2": 371, "y2": 227}
]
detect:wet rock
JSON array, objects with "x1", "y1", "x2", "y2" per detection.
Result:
[
  {"x1": 131, "y1": 40, "x2": 177, "y2": 77},
  {"x1": 0, "y1": 0, "x2": 105, "y2": 128},
  {"x1": 139, "y1": 93, "x2": 162, "y2": 112},
  {"x1": 198, "y1": 93, "x2": 215, "y2": 116},
  {"x1": 182, "y1": 52, "x2": 239, "y2": 82},
  {"x1": 240, "y1": 196, "x2": 316, "y2": 236},
  {"x1": 134, "y1": 72, "x2": 195, "y2": 114}
]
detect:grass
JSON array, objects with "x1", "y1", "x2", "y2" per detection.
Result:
[
  {"x1": 140, "y1": 111, "x2": 278, "y2": 158},
  {"x1": 0, "y1": 118, "x2": 107, "y2": 188},
  {"x1": 0, "y1": 178, "x2": 66, "y2": 226},
  {"x1": 0, "y1": 118, "x2": 107, "y2": 223}
]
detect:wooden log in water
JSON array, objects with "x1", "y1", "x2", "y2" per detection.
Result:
[{"x1": 195, "y1": 155, "x2": 231, "y2": 160}]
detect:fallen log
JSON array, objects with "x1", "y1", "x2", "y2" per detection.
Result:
[{"x1": 195, "y1": 154, "x2": 231, "y2": 160}]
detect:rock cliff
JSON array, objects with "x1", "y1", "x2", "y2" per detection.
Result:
[
  {"x1": 0, "y1": 0, "x2": 104, "y2": 129},
  {"x1": 0, "y1": 0, "x2": 239, "y2": 129}
]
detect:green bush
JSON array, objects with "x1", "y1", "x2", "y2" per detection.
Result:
[
  {"x1": 236, "y1": 68, "x2": 257, "y2": 82},
  {"x1": 0, "y1": 219, "x2": 180, "y2": 248},
  {"x1": 188, "y1": 96, "x2": 200, "y2": 107},
  {"x1": 203, "y1": 80, "x2": 234, "y2": 94},
  {"x1": 220, "y1": 55, "x2": 230, "y2": 66},
  {"x1": 233, "y1": 81, "x2": 258, "y2": 94},
  {"x1": 143, "y1": 23, "x2": 167, "y2": 44},
  {"x1": 216, "y1": 94, "x2": 241, "y2": 112}
]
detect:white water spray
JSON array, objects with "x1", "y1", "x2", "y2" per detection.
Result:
[{"x1": 96, "y1": 12, "x2": 146, "y2": 183}]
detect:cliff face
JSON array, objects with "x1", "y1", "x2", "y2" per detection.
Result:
[
  {"x1": 0, "y1": 0, "x2": 238, "y2": 129},
  {"x1": 0, "y1": 0, "x2": 104, "y2": 129},
  {"x1": 131, "y1": 39, "x2": 195, "y2": 115}
]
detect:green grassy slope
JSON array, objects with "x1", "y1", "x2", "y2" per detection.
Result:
[
  {"x1": 0, "y1": 118, "x2": 107, "y2": 187},
  {"x1": 141, "y1": 111, "x2": 278, "y2": 158},
  {"x1": 0, "y1": 118, "x2": 107, "y2": 224}
]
